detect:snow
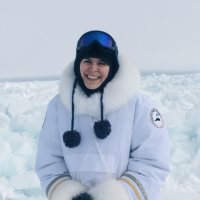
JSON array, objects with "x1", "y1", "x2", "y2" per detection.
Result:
[
  {"x1": 0, "y1": 74, "x2": 200, "y2": 200},
  {"x1": 8, "y1": 99, "x2": 32, "y2": 119},
  {"x1": 11, "y1": 171, "x2": 40, "y2": 190}
]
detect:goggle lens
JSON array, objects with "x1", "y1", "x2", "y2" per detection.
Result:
[{"x1": 79, "y1": 32, "x2": 113, "y2": 48}]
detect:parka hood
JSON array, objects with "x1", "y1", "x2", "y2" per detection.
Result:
[{"x1": 59, "y1": 54, "x2": 140, "y2": 118}]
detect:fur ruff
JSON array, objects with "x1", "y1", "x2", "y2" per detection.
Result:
[
  {"x1": 59, "y1": 54, "x2": 140, "y2": 117},
  {"x1": 88, "y1": 179, "x2": 130, "y2": 200},
  {"x1": 51, "y1": 180, "x2": 88, "y2": 200}
]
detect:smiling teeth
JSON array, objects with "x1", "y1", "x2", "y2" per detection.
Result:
[{"x1": 87, "y1": 75, "x2": 99, "y2": 79}]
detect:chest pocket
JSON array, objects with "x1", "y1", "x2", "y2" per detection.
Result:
[{"x1": 64, "y1": 154, "x2": 118, "y2": 187}]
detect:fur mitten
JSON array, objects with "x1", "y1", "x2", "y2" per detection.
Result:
[
  {"x1": 51, "y1": 180, "x2": 88, "y2": 200},
  {"x1": 88, "y1": 179, "x2": 130, "y2": 200}
]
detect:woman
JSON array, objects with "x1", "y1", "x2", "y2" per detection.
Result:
[{"x1": 35, "y1": 30, "x2": 170, "y2": 200}]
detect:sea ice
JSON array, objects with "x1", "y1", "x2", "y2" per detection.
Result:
[
  {"x1": 8, "y1": 154, "x2": 30, "y2": 177},
  {"x1": 0, "y1": 177, "x2": 25, "y2": 200},
  {"x1": 0, "y1": 139, "x2": 12, "y2": 175},
  {"x1": 191, "y1": 149, "x2": 200, "y2": 178},
  {"x1": 10, "y1": 113, "x2": 44, "y2": 134},
  {"x1": 8, "y1": 99, "x2": 32, "y2": 118},
  {"x1": 0, "y1": 74, "x2": 200, "y2": 199},
  {"x1": 11, "y1": 171, "x2": 41, "y2": 190},
  {"x1": 171, "y1": 148, "x2": 191, "y2": 164}
]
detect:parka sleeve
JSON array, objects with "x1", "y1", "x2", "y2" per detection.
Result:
[
  {"x1": 35, "y1": 96, "x2": 87, "y2": 200},
  {"x1": 119, "y1": 96, "x2": 170, "y2": 200}
]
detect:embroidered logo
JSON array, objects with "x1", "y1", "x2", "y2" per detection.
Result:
[{"x1": 150, "y1": 108, "x2": 164, "y2": 128}]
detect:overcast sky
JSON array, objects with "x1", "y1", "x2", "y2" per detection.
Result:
[{"x1": 0, "y1": 0, "x2": 200, "y2": 81}]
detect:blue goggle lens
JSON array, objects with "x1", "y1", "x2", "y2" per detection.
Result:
[{"x1": 79, "y1": 32, "x2": 113, "y2": 48}]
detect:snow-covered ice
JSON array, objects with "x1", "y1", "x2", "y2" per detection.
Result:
[
  {"x1": 8, "y1": 99, "x2": 32, "y2": 119},
  {"x1": 0, "y1": 73, "x2": 200, "y2": 200},
  {"x1": 11, "y1": 171, "x2": 40, "y2": 190}
]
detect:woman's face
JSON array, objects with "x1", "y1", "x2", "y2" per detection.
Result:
[{"x1": 80, "y1": 57, "x2": 110, "y2": 90}]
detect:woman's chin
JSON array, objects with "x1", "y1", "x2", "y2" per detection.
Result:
[
  {"x1": 85, "y1": 84, "x2": 100, "y2": 90},
  {"x1": 83, "y1": 79, "x2": 102, "y2": 90}
]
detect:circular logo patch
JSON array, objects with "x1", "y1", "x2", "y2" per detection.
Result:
[{"x1": 150, "y1": 108, "x2": 164, "y2": 128}]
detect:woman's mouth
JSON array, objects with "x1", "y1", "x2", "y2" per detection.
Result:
[{"x1": 86, "y1": 75, "x2": 100, "y2": 80}]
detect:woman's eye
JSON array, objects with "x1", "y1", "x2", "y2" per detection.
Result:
[
  {"x1": 99, "y1": 62, "x2": 106, "y2": 66},
  {"x1": 84, "y1": 60, "x2": 91, "y2": 63}
]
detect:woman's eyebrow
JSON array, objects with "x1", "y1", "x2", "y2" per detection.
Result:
[{"x1": 99, "y1": 59, "x2": 108, "y2": 64}]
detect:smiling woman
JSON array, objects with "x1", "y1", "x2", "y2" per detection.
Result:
[
  {"x1": 80, "y1": 58, "x2": 110, "y2": 90},
  {"x1": 35, "y1": 30, "x2": 170, "y2": 200}
]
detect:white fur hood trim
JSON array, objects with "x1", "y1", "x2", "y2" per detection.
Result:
[{"x1": 59, "y1": 54, "x2": 140, "y2": 118}]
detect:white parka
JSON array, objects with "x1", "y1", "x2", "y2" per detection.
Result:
[{"x1": 35, "y1": 54, "x2": 170, "y2": 200}]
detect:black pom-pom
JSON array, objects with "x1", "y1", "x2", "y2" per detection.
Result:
[
  {"x1": 72, "y1": 192, "x2": 94, "y2": 200},
  {"x1": 63, "y1": 130, "x2": 81, "y2": 148},
  {"x1": 94, "y1": 119, "x2": 111, "y2": 139}
]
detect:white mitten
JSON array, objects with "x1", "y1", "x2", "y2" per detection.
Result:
[
  {"x1": 88, "y1": 179, "x2": 130, "y2": 200},
  {"x1": 51, "y1": 180, "x2": 88, "y2": 200}
]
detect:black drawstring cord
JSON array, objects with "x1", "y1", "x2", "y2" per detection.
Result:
[
  {"x1": 63, "y1": 79, "x2": 112, "y2": 148},
  {"x1": 100, "y1": 92, "x2": 104, "y2": 122},
  {"x1": 63, "y1": 79, "x2": 81, "y2": 148},
  {"x1": 94, "y1": 89, "x2": 111, "y2": 139},
  {"x1": 71, "y1": 79, "x2": 77, "y2": 132}
]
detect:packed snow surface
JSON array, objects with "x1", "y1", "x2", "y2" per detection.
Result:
[{"x1": 0, "y1": 73, "x2": 200, "y2": 200}]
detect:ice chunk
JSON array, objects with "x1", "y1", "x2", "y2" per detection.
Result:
[
  {"x1": 165, "y1": 90, "x2": 182, "y2": 101},
  {"x1": 8, "y1": 154, "x2": 29, "y2": 177},
  {"x1": 171, "y1": 134, "x2": 189, "y2": 142},
  {"x1": 169, "y1": 102, "x2": 180, "y2": 110},
  {"x1": 171, "y1": 148, "x2": 191, "y2": 164},
  {"x1": 0, "y1": 112, "x2": 11, "y2": 130},
  {"x1": 8, "y1": 99, "x2": 32, "y2": 118},
  {"x1": 0, "y1": 128, "x2": 14, "y2": 141},
  {"x1": 184, "y1": 93, "x2": 198, "y2": 105},
  {"x1": 0, "y1": 177, "x2": 14, "y2": 199},
  {"x1": 161, "y1": 174, "x2": 178, "y2": 190},
  {"x1": 161, "y1": 111, "x2": 181, "y2": 129},
  {"x1": 0, "y1": 177, "x2": 26, "y2": 199},
  {"x1": 177, "y1": 172, "x2": 200, "y2": 192},
  {"x1": 168, "y1": 121, "x2": 191, "y2": 137},
  {"x1": 178, "y1": 164, "x2": 191, "y2": 172},
  {"x1": 179, "y1": 99, "x2": 194, "y2": 110},
  {"x1": 7, "y1": 135, "x2": 36, "y2": 158},
  {"x1": 191, "y1": 149, "x2": 200, "y2": 178},
  {"x1": 196, "y1": 127, "x2": 200, "y2": 146},
  {"x1": 13, "y1": 139, "x2": 35, "y2": 157},
  {"x1": 0, "y1": 139, "x2": 12, "y2": 175},
  {"x1": 146, "y1": 82, "x2": 163, "y2": 92},
  {"x1": 24, "y1": 105, "x2": 47, "y2": 116},
  {"x1": 186, "y1": 103, "x2": 200, "y2": 128},
  {"x1": 22, "y1": 188, "x2": 45, "y2": 197},
  {"x1": 149, "y1": 73, "x2": 157, "y2": 77},
  {"x1": 10, "y1": 114, "x2": 44, "y2": 134},
  {"x1": 11, "y1": 171, "x2": 41, "y2": 189},
  {"x1": 169, "y1": 134, "x2": 197, "y2": 154}
]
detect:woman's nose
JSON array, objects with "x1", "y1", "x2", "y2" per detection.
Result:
[{"x1": 89, "y1": 63, "x2": 98, "y2": 71}]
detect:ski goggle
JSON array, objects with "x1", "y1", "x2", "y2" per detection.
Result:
[{"x1": 76, "y1": 31, "x2": 118, "y2": 55}]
